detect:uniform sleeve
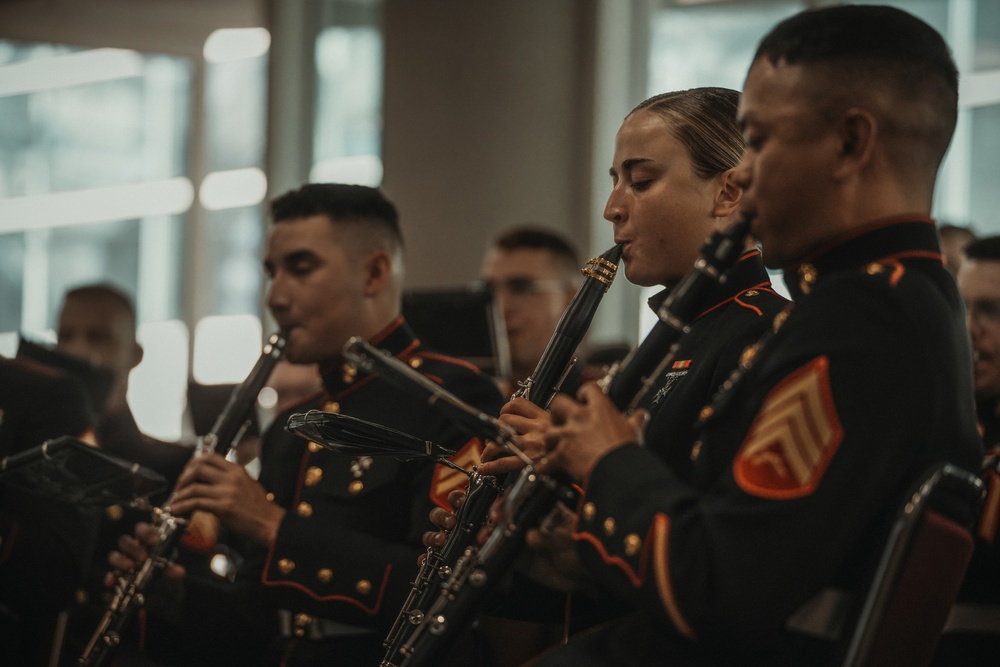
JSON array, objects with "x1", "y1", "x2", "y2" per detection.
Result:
[{"x1": 574, "y1": 273, "x2": 981, "y2": 650}]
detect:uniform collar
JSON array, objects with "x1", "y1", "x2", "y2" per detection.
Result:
[
  {"x1": 782, "y1": 216, "x2": 942, "y2": 301},
  {"x1": 320, "y1": 316, "x2": 419, "y2": 395},
  {"x1": 647, "y1": 249, "x2": 773, "y2": 319}
]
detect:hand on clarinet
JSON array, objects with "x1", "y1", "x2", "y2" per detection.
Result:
[
  {"x1": 542, "y1": 382, "x2": 648, "y2": 485},
  {"x1": 106, "y1": 521, "x2": 185, "y2": 586},
  {"x1": 478, "y1": 397, "x2": 554, "y2": 476}
]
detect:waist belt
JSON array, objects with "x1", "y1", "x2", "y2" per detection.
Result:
[
  {"x1": 943, "y1": 603, "x2": 1000, "y2": 634},
  {"x1": 278, "y1": 609, "x2": 375, "y2": 640}
]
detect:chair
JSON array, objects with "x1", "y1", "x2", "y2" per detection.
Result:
[{"x1": 840, "y1": 462, "x2": 985, "y2": 667}]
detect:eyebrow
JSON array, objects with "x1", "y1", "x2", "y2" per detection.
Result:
[{"x1": 609, "y1": 157, "x2": 653, "y2": 177}]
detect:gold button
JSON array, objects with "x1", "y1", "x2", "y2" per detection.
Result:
[
  {"x1": 690, "y1": 441, "x2": 702, "y2": 461},
  {"x1": 293, "y1": 612, "x2": 311, "y2": 637},
  {"x1": 265, "y1": 492, "x2": 275, "y2": 502},
  {"x1": 297, "y1": 502, "x2": 313, "y2": 517},
  {"x1": 278, "y1": 558, "x2": 295, "y2": 574},
  {"x1": 408, "y1": 357, "x2": 423, "y2": 369},
  {"x1": 317, "y1": 568, "x2": 333, "y2": 583},
  {"x1": 624, "y1": 534, "x2": 642, "y2": 557},
  {"x1": 603, "y1": 517, "x2": 616, "y2": 536},
  {"x1": 305, "y1": 466, "x2": 323, "y2": 486},
  {"x1": 356, "y1": 579, "x2": 372, "y2": 595},
  {"x1": 323, "y1": 401, "x2": 340, "y2": 414},
  {"x1": 866, "y1": 262, "x2": 883, "y2": 275},
  {"x1": 743, "y1": 289, "x2": 759, "y2": 297},
  {"x1": 739, "y1": 344, "x2": 758, "y2": 369},
  {"x1": 773, "y1": 309, "x2": 790, "y2": 332},
  {"x1": 74, "y1": 588, "x2": 88, "y2": 604},
  {"x1": 105, "y1": 504, "x2": 124, "y2": 521},
  {"x1": 308, "y1": 441, "x2": 323, "y2": 453},
  {"x1": 348, "y1": 480, "x2": 364, "y2": 495},
  {"x1": 582, "y1": 502, "x2": 596, "y2": 521},
  {"x1": 798, "y1": 263, "x2": 817, "y2": 295},
  {"x1": 342, "y1": 364, "x2": 357, "y2": 383},
  {"x1": 698, "y1": 406, "x2": 714, "y2": 422}
]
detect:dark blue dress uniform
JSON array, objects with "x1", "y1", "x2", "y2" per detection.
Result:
[
  {"x1": 177, "y1": 317, "x2": 504, "y2": 665},
  {"x1": 548, "y1": 218, "x2": 982, "y2": 666}
]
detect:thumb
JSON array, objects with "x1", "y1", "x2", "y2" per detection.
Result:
[{"x1": 627, "y1": 409, "x2": 650, "y2": 444}]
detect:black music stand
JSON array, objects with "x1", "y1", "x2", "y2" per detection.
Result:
[
  {"x1": 0, "y1": 436, "x2": 167, "y2": 507},
  {"x1": 402, "y1": 286, "x2": 509, "y2": 379}
]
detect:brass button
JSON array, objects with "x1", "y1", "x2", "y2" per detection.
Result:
[
  {"x1": 690, "y1": 441, "x2": 702, "y2": 461},
  {"x1": 265, "y1": 492, "x2": 275, "y2": 502},
  {"x1": 866, "y1": 262, "x2": 883, "y2": 275},
  {"x1": 348, "y1": 480, "x2": 364, "y2": 495},
  {"x1": 317, "y1": 568, "x2": 333, "y2": 583},
  {"x1": 739, "y1": 344, "x2": 758, "y2": 369},
  {"x1": 296, "y1": 502, "x2": 313, "y2": 517},
  {"x1": 743, "y1": 289, "x2": 759, "y2": 297},
  {"x1": 798, "y1": 263, "x2": 817, "y2": 295},
  {"x1": 74, "y1": 588, "x2": 88, "y2": 604},
  {"x1": 773, "y1": 309, "x2": 790, "y2": 332},
  {"x1": 323, "y1": 401, "x2": 340, "y2": 414},
  {"x1": 356, "y1": 579, "x2": 372, "y2": 595},
  {"x1": 293, "y1": 612, "x2": 311, "y2": 637},
  {"x1": 603, "y1": 517, "x2": 616, "y2": 536},
  {"x1": 305, "y1": 466, "x2": 323, "y2": 486},
  {"x1": 582, "y1": 502, "x2": 596, "y2": 521},
  {"x1": 624, "y1": 534, "x2": 642, "y2": 557},
  {"x1": 698, "y1": 406, "x2": 714, "y2": 422},
  {"x1": 342, "y1": 364, "x2": 357, "y2": 383},
  {"x1": 408, "y1": 357, "x2": 423, "y2": 369},
  {"x1": 105, "y1": 504, "x2": 124, "y2": 521},
  {"x1": 278, "y1": 558, "x2": 295, "y2": 574},
  {"x1": 308, "y1": 441, "x2": 323, "y2": 453}
]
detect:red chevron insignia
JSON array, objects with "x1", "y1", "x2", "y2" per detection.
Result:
[
  {"x1": 734, "y1": 356, "x2": 843, "y2": 499},
  {"x1": 429, "y1": 438, "x2": 483, "y2": 510}
]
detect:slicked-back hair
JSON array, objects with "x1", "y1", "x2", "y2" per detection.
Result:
[
  {"x1": 270, "y1": 183, "x2": 404, "y2": 256},
  {"x1": 964, "y1": 236, "x2": 1000, "y2": 263},
  {"x1": 630, "y1": 87, "x2": 745, "y2": 181},
  {"x1": 753, "y1": 4, "x2": 958, "y2": 174},
  {"x1": 491, "y1": 225, "x2": 581, "y2": 281}
]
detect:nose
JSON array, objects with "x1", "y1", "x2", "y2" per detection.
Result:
[
  {"x1": 266, "y1": 274, "x2": 289, "y2": 317},
  {"x1": 604, "y1": 187, "x2": 625, "y2": 225}
]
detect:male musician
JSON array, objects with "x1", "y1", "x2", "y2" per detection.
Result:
[
  {"x1": 109, "y1": 183, "x2": 504, "y2": 665},
  {"x1": 528, "y1": 6, "x2": 981, "y2": 665},
  {"x1": 935, "y1": 234, "x2": 1000, "y2": 662},
  {"x1": 56, "y1": 283, "x2": 192, "y2": 482},
  {"x1": 479, "y1": 226, "x2": 581, "y2": 396}
]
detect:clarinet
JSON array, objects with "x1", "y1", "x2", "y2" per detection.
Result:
[
  {"x1": 78, "y1": 332, "x2": 286, "y2": 667},
  {"x1": 396, "y1": 219, "x2": 752, "y2": 667},
  {"x1": 380, "y1": 245, "x2": 622, "y2": 666}
]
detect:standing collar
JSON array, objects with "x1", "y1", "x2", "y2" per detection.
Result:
[
  {"x1": 647, "y1": 249, "x2": 773, "y2": 317},
  {"x1": 782, "y1": 217, "x2": 942, "y2": 300},
  {"x1": 320, "y1": 316, "x2": 419, "y2": 395}
]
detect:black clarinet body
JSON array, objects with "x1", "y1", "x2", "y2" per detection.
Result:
[
  {"x1": 78, "y1": 332, "x2": 286, "y2": 667},
  {"x1": 379, "y1": 245, "x2": 621, "y2": 666},
  {"x1": 396, "y1": 220, "x2": 752, "y2": 667}
]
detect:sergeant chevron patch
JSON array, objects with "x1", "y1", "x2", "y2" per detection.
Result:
[
  {"x1": 430, "y1": 439, "x2": 483, "y2": 509},
  {"x1": 734, "y1": 356, "x2": 843, "y2": 499}
]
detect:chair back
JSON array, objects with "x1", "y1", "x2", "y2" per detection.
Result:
[{"x1": 841, "y1": 463, "x2": 984, "y2": 667}]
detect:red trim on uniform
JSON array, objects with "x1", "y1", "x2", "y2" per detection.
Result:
[
  {"x1": 259, "y1": 553, "x2": 391, "y2": 615},
  {"x1": 571, "y1": 527, "x2": 651, "y2": 589},
  {"x1": 370, "y1": 316, "x2": 405, "y2": 345},
  {"x1": 415, "y1": 351, "x2": 483, "y2": 374},
  {"x1": 697, "y1": 281, "x2": 774, "y2": 320}
]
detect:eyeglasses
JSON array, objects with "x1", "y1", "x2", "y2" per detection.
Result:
[
  {"x1": 967, "y1": 299, "x2": 1000, "y2": 329},
  {"x1": 477, "y1": 278, "x2": 570, "y2": 300}
]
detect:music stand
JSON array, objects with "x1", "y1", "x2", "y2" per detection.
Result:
[
  {"x1": 0, "y1": 436, "x2": 167, "y2": 507},
  {"x1": 402, "y1": 287, "x2": 510, "y2": 379}
]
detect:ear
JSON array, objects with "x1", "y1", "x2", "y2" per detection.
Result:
[
  {"x1": 361, "y1": 249, "x2": 393, "y2": 296},
  {"x1": 710, "y1": 168, "x2": 742, "y2": 218},
  {"x1": 834, "y1": 108, "x2": 877, "y2": 178}
]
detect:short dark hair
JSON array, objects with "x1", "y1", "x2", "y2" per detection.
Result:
[
  {"x1": 964, "y1": 236, "x2": 1000, "y2": 263},
  {"x1": 491, "y1": 225, "x2": 581, "y2": 278},
  {"x1": 754, "y1": 5, "x2": 958, "y2": 175},
  {"x1": 270, "y1": 183, "x2": 403, "y2": 252},
  {"x1": 63, "y1": 283, "x2": 137, "y2": 329},
  {"x1": 630, "y1": 87, "x2": 744, "y2": 181}
]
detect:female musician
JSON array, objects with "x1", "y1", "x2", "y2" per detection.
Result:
[{"x1": 423, "y1": 87, "x2": 789, "y2": 664}]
